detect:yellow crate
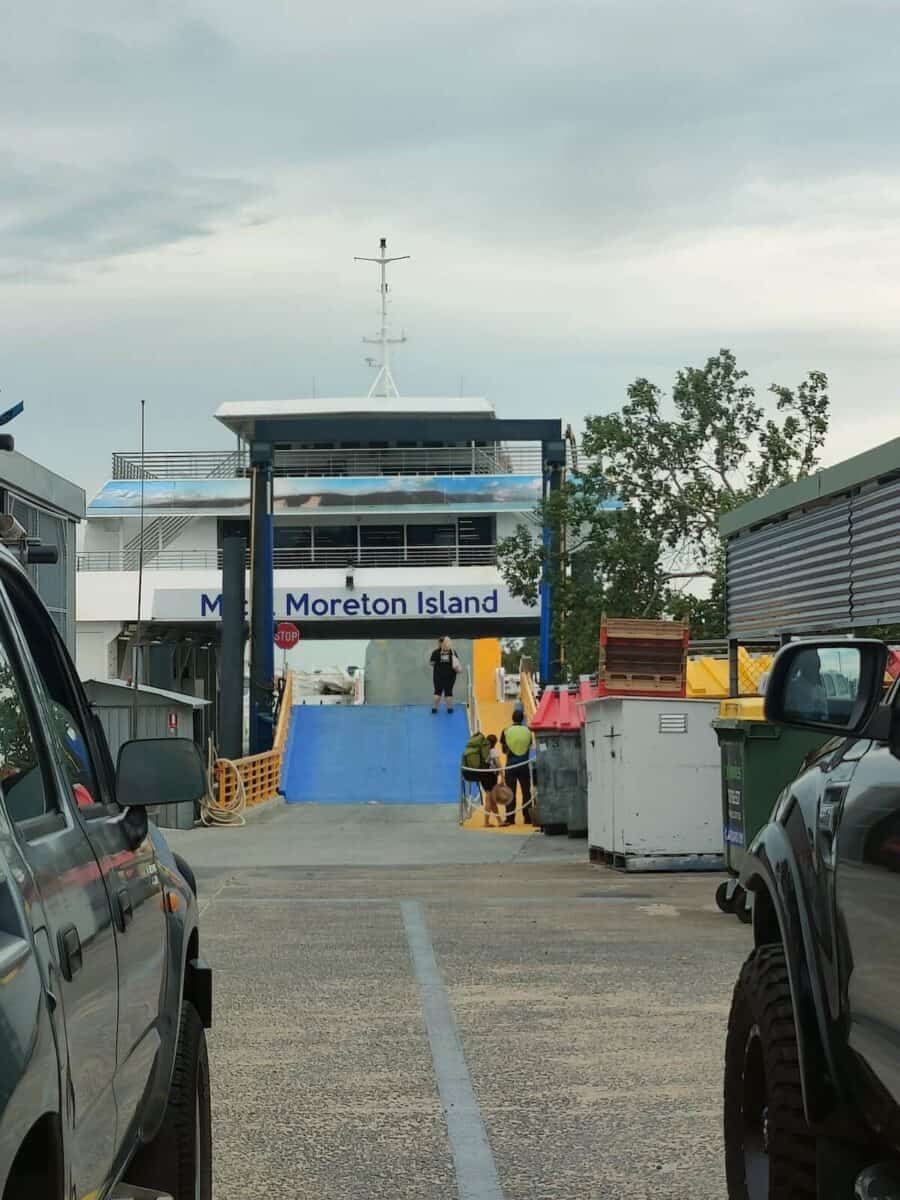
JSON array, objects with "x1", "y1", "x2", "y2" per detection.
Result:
[
  {"x1": 687, "y1": 650, "x2": 774, "y2": 699},
  {"x1": 717, "y1": 696, "x2": 766, "y2": 720}
]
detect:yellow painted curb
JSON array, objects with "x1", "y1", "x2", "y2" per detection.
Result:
[{"x1": 461, "y1": 816, "x2": 537, "y2": 834}]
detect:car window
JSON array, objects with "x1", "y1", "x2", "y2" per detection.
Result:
[
  {"x1": 0, "y1": 572, "x2": 106, "y2": 813},
  {"x1": 0, "y1": 633, "x2": 54, "y2": 825}
]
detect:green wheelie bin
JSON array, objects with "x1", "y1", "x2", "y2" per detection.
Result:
[{"x1": 713, "y1": 697, "x2": 828, "y2": 920}]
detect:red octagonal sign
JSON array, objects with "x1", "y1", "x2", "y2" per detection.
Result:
[{"x1": 274, "y1": 622, "x2": 300, "y2": 650}]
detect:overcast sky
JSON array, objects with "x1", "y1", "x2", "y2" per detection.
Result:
[{"x1": 3, "y1": 0, "x2": 900, "y2": 501}]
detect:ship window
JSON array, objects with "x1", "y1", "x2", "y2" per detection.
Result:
[
  {"x1": 360, "y1": 526, "x2": 404, "y2": 548},
  {"x1": 313, "y1": 526, "x2": 357, "y2": 549},
  {"x1": 407, "y1": 524, "x2": 456, "y2": 547},
  {"x1": 274, "y1": 526, "x2": 312, "y2": 549},
  {"x1": 458, "y1": 517, "x2": 493, "y2": 545}
]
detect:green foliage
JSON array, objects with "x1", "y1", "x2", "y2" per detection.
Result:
[
  {"x1": 498, "y1": 350, "x2": 830, "y2": 676},
  {"x1": 498, "y1": 483, "x2": 667, "y2": 677},
  {"x1": 585, "y1": 350, "x2": 829, "y2": 566},
  {"x1": 501, "y1": 637, "x2": 539, "y2": 674},
  {"x1": 667, "y1": 557, "x2": 727, "y2": 640},
  {"x1": 0, "y1": 661, "x2": 35, "y2": 769}
]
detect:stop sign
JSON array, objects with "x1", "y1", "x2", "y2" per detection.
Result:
[{"x1": 274, "y1": 622, "x2": 300, "y2": 650}]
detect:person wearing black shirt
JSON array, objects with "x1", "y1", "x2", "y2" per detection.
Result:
[{"x1": 429, "y1": 636, "x2": 459, "y2": 714}]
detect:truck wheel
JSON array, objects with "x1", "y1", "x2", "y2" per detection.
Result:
[
  {"x1": 125, "y1": 1002, "x2": 212, "y2": 1200},
  {"x1": 724, "y1": 946, "x2": 816, "y2": 1199},
  {"x1": 716, "y1": 881, "x2": 738, "y2": 913}
]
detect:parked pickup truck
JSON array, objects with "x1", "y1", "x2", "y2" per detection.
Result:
[
  {"x1": 724, "y1": 638, "x2": 900, "y2": 1200},
  {"x1": 0, "y1": 545, "x2": 211, "y2": 1199}
]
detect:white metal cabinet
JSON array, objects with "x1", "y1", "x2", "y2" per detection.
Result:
[
  {"x1": 584, "y1": 696, "x2": 724, "y2": 871},
  {"x1": 584, "y1": 697, "x2": 615, "y2": 854}
]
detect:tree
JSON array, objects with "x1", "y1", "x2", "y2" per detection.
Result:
[
  {"x1": 587, "y1": 349, "x2": 828, "y2": 576},
  {"x1": 497, "y1": 350, "x2": 830, "y2": 676},
  {"x1": 501, "y1": 637, "x2": 539, "y2": 674},
  {"x1": 498, "y1": 477, "x2": 667, "y2": 677}
]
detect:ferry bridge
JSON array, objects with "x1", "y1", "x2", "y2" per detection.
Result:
[
  {"x1": 227, "y1": 404, "x2": 564, "y2": 752},
  {"x1": 77, "y1": 398, "x2": 572, "y2": 807},
  {"x1": 76, "y1": 243, "x2": 621, "y2": 809}
]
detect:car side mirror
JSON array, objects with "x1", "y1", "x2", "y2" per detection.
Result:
[
  {"x1": 116, "y1": 738, "x2": 207, "y2": 808},
  {"x1": 764, "y1": 639, "x2": 888, "y2": 735}
]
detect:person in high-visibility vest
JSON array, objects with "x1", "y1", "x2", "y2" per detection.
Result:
[{"x1": 501, "y1": 709, "x2": 532, "y2": 827}]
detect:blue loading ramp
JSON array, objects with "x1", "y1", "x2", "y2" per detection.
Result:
[{"x1": 281, "y1": 705, "x2": 470, "y2": 804}]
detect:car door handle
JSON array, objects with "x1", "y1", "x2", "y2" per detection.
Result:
[
  {"x1": 819, "y1": 802, "x2": 838, "y2": 836},
  {"x1": 117, "y1": 888, "x2": 133, "y2": 931},
  {"x1": 58, "y1": 925, "x2": 82, "y2": 980},
  {"x1": 820, "y1": 784, "x2": 848, "y2": 837}
]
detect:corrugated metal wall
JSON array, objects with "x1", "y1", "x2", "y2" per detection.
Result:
[
  {"x1": 726, "y1": 476, "x2": 900, "y2": 636},
  {"x1": 89, "y1": 698, "x2": 196, "y2": 829},
  {"x1": 94, "y1": 704, "x2": 171, "y2": 762},
  {"x1": 849, "y1": 476, "x2": 900, "y2": 626}
]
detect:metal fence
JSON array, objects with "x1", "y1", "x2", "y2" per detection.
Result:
[
  {"x1": 111, "y1": 444, "x2": 545, "y2": 480},
  {"x1": 111, "y1": 451, "x2": 244, "y2": 479},
  {"x1": 211, "y1": 673, "x2": 293, "y2": 813},
  {"x1": 77, "y1": 544, "x2": 501, "y2": 572}
]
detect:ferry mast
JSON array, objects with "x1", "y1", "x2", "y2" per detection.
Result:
[{"x1": 355, "y1": 238, "x2": 410, "y2": 400}]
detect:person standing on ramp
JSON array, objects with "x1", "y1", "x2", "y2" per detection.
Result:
[
  {"x1": 501, "y1": 708, "x2": 533, "y2": 826},
  {"x1": 430, "y1": 636, "x2": 460, "y2": 713}
]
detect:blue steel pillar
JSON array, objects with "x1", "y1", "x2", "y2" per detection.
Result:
[
  {"x1": 249, "y1": 442, "x2": 275, "y2": 753},
  {"x1": 539, "y1": 439, "x2": 567, "y2": 685}
]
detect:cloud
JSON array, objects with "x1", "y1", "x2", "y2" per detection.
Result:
[
  {"x1": 0, "y1": 0, "x2": 899, "y2": 492},
  {"x1": 6, "y1": 1, "x2": 900, "y2": 251},
  {"x1": 0, "y1": 156, "x2": 262, "y2": 278}
]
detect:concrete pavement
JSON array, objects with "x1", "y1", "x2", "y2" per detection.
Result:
[
  {"x1": 167, "y1": 801, "x2": 575, "y2": 868},
  {"x1": 167, "y1": 803, "x2": 749, "y2": 1199}
]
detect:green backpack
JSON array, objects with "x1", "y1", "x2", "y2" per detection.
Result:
[{"x1": 461, "y1": 732, "x2": 491, "y2": 770}]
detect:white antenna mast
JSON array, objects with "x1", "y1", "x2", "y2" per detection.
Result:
[{"x1": 355, "y1": 237, "x2": 410, "y2": 399}]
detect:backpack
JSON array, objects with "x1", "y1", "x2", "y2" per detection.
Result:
[{"x1": 461, "y1": 732, "x2": 491, "y2": 770}]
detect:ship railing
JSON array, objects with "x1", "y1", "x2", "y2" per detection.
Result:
[
  {"x1": 110, "y1": 444, "x2": 544, "y2": 480},
  {"x1": 211, "y1": 673, "x2": 294, "y2": 813},
  {"x1": 77, "y1": 544, "x2": 501, "y2": 572},
  {"x1": 111, "y1": 450, "x2": 249, "y2": 480}
]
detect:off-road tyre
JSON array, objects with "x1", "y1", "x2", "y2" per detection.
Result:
[
  {"x1": 724, "y1": 945, "x2": 816, "y2": 1199},
  {"x1": 716, "y1": 880, "x2": 737, "y2": 913},
  {"x1": 125, "y1": 1001, "x2": 212, "y2": 1200}
]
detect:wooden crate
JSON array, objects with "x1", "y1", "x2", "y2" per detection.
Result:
[
  {"x1": 601, "y1": 617, "x2": 689, "y2": 642},
  {"x1": 603, "y1": 673, "x2": 684, "y2": 693},
  {"x1": 599, "y1": 616, "x2": 688, "y2": 697}
]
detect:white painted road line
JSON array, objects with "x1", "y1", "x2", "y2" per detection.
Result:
[{"x1": 401, "y1": 899, "x2": 504, "y2": 1200}]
